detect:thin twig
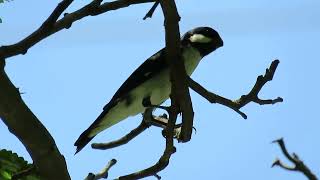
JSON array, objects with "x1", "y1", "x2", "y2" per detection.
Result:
[
  {"x1": 272, "y1": 138, "x2": 318, "y2": 180},
  {"x1": 85, "y1": 159, "x2": 117, "y2": 180},
  {"x1": 91, "y1": 120, "x2": 149, "y2": 150},
  {"x1": 11, "y1": 165, "x2": 36, "y2": 180},
  {"x1": 91, "y1": 108, "x2": 154, "y2": 150},
  {"x1": 143, "y1": 1, "x2": 160, "y2": 20},
  {"x1": 189, "y1": 59, "x2": 283, "y2": 119},
  {"x1": 91, "y1": 108, "x2": 182, "y2": 151}
]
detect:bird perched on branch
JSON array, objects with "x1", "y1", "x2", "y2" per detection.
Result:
[{"x1": 75, "y1": 27, "x2": 223, "y2": 153}]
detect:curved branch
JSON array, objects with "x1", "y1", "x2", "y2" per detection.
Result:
[
  {"x1": 91, "y1": 108, "x2": 181, "y2": 151},
  {"x1": 91, "y1": 108, "x2": 153, "y2": 150}
]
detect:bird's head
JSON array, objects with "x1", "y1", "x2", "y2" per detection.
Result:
[{"x1": 182, "y1": 27, "x2": 223, "y2": 56}]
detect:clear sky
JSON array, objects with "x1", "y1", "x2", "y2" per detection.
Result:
[{"x1": 1, "y1": 0, "x2": 320, "y2": 179}]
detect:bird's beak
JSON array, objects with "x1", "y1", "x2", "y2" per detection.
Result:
[{"x1": 218, "y1": 38, "x2": 224, "y2": 48}]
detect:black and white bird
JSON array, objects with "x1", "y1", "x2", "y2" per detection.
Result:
[{"x1": 74, "y1": 27, "x2": 223, "y2": 153}]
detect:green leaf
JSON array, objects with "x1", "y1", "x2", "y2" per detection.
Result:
[
  {"x1": 0, "y1": 170, "x2": 11, "y2": 179},
  {"x1": 0, "y1": 0, "x2": 4, "y2": 3},
  {"x1": 0, "y1": 149, "x2": 40, "y2": 180}
]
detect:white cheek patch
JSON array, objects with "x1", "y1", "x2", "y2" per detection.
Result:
[{"x1": 189, "y1": 34, "x2": 212, "y2": 43}]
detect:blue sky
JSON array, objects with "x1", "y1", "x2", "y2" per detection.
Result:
[{"x1": 1, "y1": 0, "x2": 320, "y2": 179}]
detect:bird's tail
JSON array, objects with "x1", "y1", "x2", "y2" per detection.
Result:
[{"x1": 74, "y1": 128, "x2": 96, "y2": 154}]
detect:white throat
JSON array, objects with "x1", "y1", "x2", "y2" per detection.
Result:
[{"x1": 182, "y1": 46, "x2": 202, "y2": 76}]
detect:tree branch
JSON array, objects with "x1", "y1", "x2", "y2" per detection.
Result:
[
  {"x1": 143, "y1": 1, "x2": 159, "y2": 20},
  {"x1": 85, "y1": 159, "x2": 117, "y2": 180},
  {"x1": 117, "y1": 103, "x2": 177, "y2": 180},
  {"x1": 91, "y1": 108, "x2": 153, "y2": 150},
  {"x1": 11, "y1": 165, "x2": 36, "y2": 180},
  {"x1": 91, "y1": 106, "x2": 178, "y2": 179},
  {"x1": 189, "y1": 59, "x2": 283, "y2": 119},
  {"x1": 42, "y1": 0, "x2": 74, "y2": 28},
  {"x1": 91, "y1": 108, "x2": 181, "y2": 151},
  {"x1": 272, "y1": 138, "x2": 318, "y2": 180},
  {"x1": 159, "y1": 0, "x2": 194, "y2": 143},
  {"x1": 0, "y1": 0, "x2": 155, "y2": 60}
]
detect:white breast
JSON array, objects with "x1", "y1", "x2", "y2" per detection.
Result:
[{"x1": 90, "y1": 47, "x2": 202, "y2": 136}]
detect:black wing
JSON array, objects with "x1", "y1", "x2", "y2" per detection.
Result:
[
  {"x1": 105, "y1": 48, "x2": 167, "y2": 109},
  {"x1": 74, "y1": 48, "x2": 168, "y2": 153}
]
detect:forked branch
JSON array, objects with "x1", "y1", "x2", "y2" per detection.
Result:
[
  {"x1": 272, "y1": 138, "x2": 318, "y2": 180},
  {"x1": 189, "y1": 59, "x2": 283, "y2": 119}
]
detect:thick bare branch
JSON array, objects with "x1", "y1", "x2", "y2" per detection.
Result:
[
  {"x1": 159, "y1": 0, "x2": 194, "y2": 143},
  {"x1": 272, "y1": 138, "x2": 318, "y2": 180},
  {"x1": 189, "y1": 59, "x2": 283, "y2": 119},
  {"x1": 0, "y1": 0, "x2": 155, "y2": 60}
]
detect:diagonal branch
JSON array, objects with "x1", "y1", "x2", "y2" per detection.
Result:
[
  {"x1": 143, "y1": 1, "x2": 159, "y2": 20},
  {"x1": 41, "y1": 0, "x2": 74, "y2": 28},
  {"x1": 0, "y1": 0, "x2": 155, "y2": 60},
  {"x1": 272, "y1": 138, "x2": 318, "y2": 180},
  {"x1": 189, "y1": 59, "x2": 283, "y2": 119}
]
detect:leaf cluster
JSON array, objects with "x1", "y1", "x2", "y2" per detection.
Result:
[{"x1": 0, "y1": 149, "x2": 39, "y2": 180}]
